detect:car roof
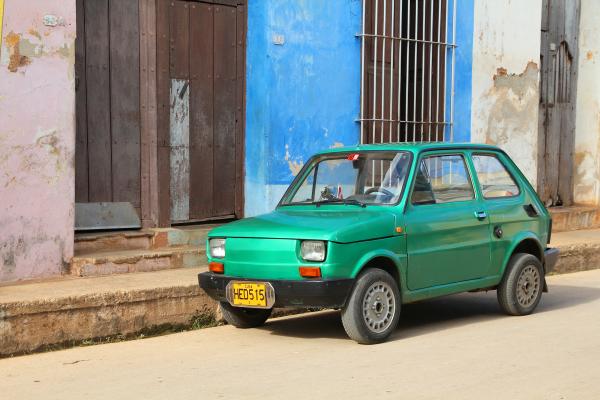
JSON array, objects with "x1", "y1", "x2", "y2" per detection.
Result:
[{"x1": 315, "y1": 142, "x2": 503, "y2": 156}]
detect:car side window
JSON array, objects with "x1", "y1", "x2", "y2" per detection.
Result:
[
  {"x1": 412, "y1": 154, "x2": 474, "y2": 204},
  {"x1": 472, "y1": 154, "x2": 520, "y2": 198}
]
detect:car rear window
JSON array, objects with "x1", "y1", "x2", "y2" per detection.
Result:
[{"x1": 472, "y1": 154, "x2": 520, "y2": 198}]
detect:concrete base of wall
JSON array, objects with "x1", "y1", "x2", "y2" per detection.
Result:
[
  {"x1": 0, "y1": 268, "x2": 216, "y2": 356},
  {"x1": 2, "y1": 228, "x2": 600, "y2": 357},
  {"x1": 549, "y1": 206, "x2": 600, "y2": 232}
]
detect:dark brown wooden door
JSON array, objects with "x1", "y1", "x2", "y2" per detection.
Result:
[
  {"x1": 538, "y1": 0, "x2": 580, "y2": 206},
  {"x1": 75, "y1": 0, "x2": 141, "y2": 211},
  {"x1": 167, "y1": 1, "x2": 243, "y2": 223}
]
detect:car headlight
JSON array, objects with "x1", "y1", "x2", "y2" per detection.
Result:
[
  {"x1": 209, "y1": 238, "x2": 226, "y2": 258},
  {"x1": 301, "y1": 240, "x2": 326, "y2": 262}
]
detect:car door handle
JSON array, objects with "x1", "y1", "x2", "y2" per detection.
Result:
[{"x1": 474, "y1": 211, "x2": 487, "y2": 220}]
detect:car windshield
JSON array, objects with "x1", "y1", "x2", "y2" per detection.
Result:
[{"x1": 280, "y1": 151, "x2": 411, "y2": 206}]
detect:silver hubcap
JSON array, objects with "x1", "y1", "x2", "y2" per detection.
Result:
[
  {"x1": 516, "y1": 265, "x2": 541, "y2": 308},
  {"x1": 362, "y1": 281, "x2": 396, "y2": 333}
]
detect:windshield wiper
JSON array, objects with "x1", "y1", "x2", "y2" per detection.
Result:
[{"x1": 315, "y1": 198, "x2": 367, "y2": 208}]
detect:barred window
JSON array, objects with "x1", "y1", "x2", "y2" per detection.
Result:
[{"x1": 359, "y1": 0, "x2": 457, "y2": 144}]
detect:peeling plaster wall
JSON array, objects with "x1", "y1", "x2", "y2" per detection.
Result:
[
  {"x1": 0, "y1": 1, "x2": 75, "y2": 282},
  {"x1": 244, "y1": 0, "x2": 362, "y2": 217},
  {"x1": 471, "y1": 0, "x2": 542, "y2": 186},
  {"x1": 573, "y1": 0, "x2": 600, "y2": 205}
]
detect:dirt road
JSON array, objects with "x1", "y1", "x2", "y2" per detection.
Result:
[{"x1": 2, "y1": 269, "x2": 600, "y2": 400}]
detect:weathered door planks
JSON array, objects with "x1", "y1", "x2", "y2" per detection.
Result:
[
  {"x1": 75, "y1": 0, "x2": 142, "y2": 213},
  {"x1": 189, "y1": 2, "x2": 215, "y2": 220},
  {"x1": 110, "y1": 0, "x2": 141, "y2": 208},
  {"x1": 75, "y1": 0, "x2": 88, "y2": 203},
  {"x1": 76, "y1": 0, "x2": 246, "y2": 227},
  {"x1": 170, "y1": 79, "x2": 191, "y2": 221},
  {"x1": 139, "y1": 0, "x2": 160, "y2": 227},
  {"x1": 212, "y1": 5, "x2": 238, "y2": 217},
  {"x1": 83, "y1": 0, "x2": 112, "y2": 202},
  {"x1": 163, "y1": 1, "x2": 244, "y2": 223},
  {"x1": 538, "y1": 0, "x2": 580, "y2": 206}
]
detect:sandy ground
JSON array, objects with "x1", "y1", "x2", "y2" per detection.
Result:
[{"x1": 2, "y1": 269, "x2": 600, "y2": 400}]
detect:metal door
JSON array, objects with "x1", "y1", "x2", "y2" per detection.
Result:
[{"x1": 538, "y1": 0, "x2": 581, "y2": 206}]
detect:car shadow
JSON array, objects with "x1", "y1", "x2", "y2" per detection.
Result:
[{"x1": 258, "y1": 283, "x2": 600, "y2": 342}]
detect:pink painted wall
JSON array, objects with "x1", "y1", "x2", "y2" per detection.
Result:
[{"x1": 0, "y1": 1, "x2": 76, "y2": 282}]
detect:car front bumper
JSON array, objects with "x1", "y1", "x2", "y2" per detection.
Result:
[
  {"x1": 198, "y1": 272, "x2": 355, "y2": 308},
  {"x1": 544, "y1": 247, "x2": 560, "y2": 273}
]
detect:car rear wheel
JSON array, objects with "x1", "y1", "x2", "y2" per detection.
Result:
[
  {"x1": 497, "y1": 253, "x2": 544, "y2": 316},
  {"x1": 341, "y1": 268, "x2": 401, "y2": 344},
  {"x1": 219, "y1": 302, "x2": 272, "y2": 328}
]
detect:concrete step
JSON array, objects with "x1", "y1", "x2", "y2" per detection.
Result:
[
  {"x1": 75, "y1": 230, "x2": 154, "y2": 255},
  {"x1": 70, "y1": 246, "x2": 205, "y2": 277},
  {"x1": 549, "y1": 206, "x2": 600, "y2": 232},
  {"x1": 150, "y1": 224, "x2": 220, "y2": 249},
  {"x1": 74, "y1": 224, "x2": 221, "y2": 255},
  {"x1": 550, "y1": 228, "x2": 600, "y2": 274},
  {"x1": 0, "y1": 267, "x2": 213, "y2": 356}
]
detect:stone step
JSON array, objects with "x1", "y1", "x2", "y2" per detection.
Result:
[
  {"x1": 150, "y1": 224, "x2": 220, "y2": 249},
  {"x1": 70, "y1": 246, "x2": 205, "y2": 277},
  {"x1": 0, "y1": 267, "x2": 213, "y2": 356},
  {"x1": 74, "y1": 224, "x2": 221, "y2": 255},
  {"x1": 549, "y1": 206, "x2": 600, "y2": 232},
  {"x1": 74, "y1": 230, "x2": 154, "y2": 255},
  {"x1": 550, "y1": 228, "x2": 600, "y2": 274}
]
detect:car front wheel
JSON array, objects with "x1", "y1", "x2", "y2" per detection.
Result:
[
  {"x1": 219, "y1": 302, "x2": 272, "y2": 328},
  {"x1": 341, "y1": 268, "x2": 401, "y2": 344},
  {"x1": 497, "y1": 253, "x2": 544, "y2": 316}
]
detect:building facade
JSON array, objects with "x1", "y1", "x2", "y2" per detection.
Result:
[{"x1": 1, "y1": 0, "x2": 599, "y2": 283}]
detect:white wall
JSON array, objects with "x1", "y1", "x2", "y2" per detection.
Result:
[
  {"x1": 471, "y1": 0, "x2": 543, "y2": 186},
  {"x1": 573, "y1": 0, "x2": 600, "y2": 205}
]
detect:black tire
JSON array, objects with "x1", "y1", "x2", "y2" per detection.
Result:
[
  {"x1": 497, "y1": 253, "x2": 544, "y2": 316},
  {"x1": 219, "y1": 302, "x2": 272, "y2": 328},
  {"x1": 341, "y1": 269, "x2": 401, "y2": 344}
]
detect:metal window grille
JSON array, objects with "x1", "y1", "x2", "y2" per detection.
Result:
[{"x1": 359, "y1": 0, "x2": 457, "y2": 144}]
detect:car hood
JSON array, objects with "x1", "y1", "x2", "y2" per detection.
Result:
[{"x1": 209, "y1": 208, "x2": 398, "y2": 243}]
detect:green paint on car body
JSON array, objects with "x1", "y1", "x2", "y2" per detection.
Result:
[{"x1": 204, "y1": 143, "x2": 552, "y2": 305}]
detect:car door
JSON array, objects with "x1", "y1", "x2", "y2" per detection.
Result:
[
  {"x1": 470, "y1": 152, "x2": 532, "y2": 276},
  {"x1": 405, "y1": 152, "x2": 491, "y2": 290}
]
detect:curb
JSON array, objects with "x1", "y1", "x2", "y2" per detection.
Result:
[{"x1": 2, "y1": 242, "x2": 599, "y2": 357}]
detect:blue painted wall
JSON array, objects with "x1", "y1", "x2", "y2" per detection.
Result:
[
  {"x1": 244, "y1": 0, "x2": 474, "y2": 217},
  {"x1": 245, "y1": 0, "x2": 363, "y2": 216},
  {"x1": 447, "y1": 0, "x2": 474, "y2": 142}
]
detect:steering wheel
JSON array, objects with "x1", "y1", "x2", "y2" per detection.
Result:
[{"x1": 365, "y1": 187, "x2": 394, "y2": 197}]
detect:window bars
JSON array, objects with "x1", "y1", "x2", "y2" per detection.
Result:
[{"x1": 359, "y1": 0, "x2": 457, "y2": 144}]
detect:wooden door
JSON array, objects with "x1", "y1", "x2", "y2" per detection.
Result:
[
  {"x1": 165, "y1": 1, "x2": 244, "y2": 223},
  {"x1": 538, "y1": 0, "x2": 580, "y2": 206},
  {"x1": 75, "y1": 0, "x2": 142, "y2": 222}
]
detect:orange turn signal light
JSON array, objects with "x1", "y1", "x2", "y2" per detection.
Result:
[
  {"x1": 209, "y1": 262, "x2": 224, "y2": 274},
  {"x1": 299, "y1": 266, "x2": 321, "y2": 278}
]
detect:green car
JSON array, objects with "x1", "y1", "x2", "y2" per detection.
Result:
[{"x1": 199, "y1": 143, "x2": 558, "y2": 344}]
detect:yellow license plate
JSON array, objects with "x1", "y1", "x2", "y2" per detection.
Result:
[{"x1": 228, "y1": 282, "x2": 272, "y2": 308}]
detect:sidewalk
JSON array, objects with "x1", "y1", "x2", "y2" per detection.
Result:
[
  {"x1": 550, "y1": 228, "x2": 600, "y2": 274},
  {"x1": 2, "y1": 228, "x2": 600, "y2": 356},
  {"x1": 0, "y1": 267, "x2": 215, "y2": 356}
]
